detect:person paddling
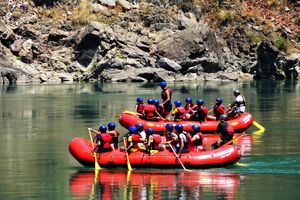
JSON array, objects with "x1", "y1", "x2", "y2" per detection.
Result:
[
  {"x1": 212, "y1": 97, "x2": 225, "y2": 120},
  {"x1": 145, "y1": 128, "x2": 162, "y2": 154},
  {"x1": 143, "y1": 98, "x2": 164, "y2": 121},
  {"x1": 90, "y1": 125, "x2": 114, "y2": 153},
  {"x1": 189, "y1": 125, "x2": 204, "y2": 151},
  {"x1": 124, "y1": 126, "x2": 141, "y2": 153},
  {"x1": 211, "y1": 115, "x2": 234, "y2": 150},
  {"x1": 135, "y1": 97, "x2": 145, "y2": 115},
  {"x1": 228, "y1": 90, "x2": 247, "y2": 118},
  {"x1": 159, "y1": 81, "x2": 172, "y2": 117},
  {"x1": 107, "y1": 122, "x2": 119, "y2": 149},
  {"x1": 191, "y1": 99, "x2": 209, "y2": 122},
  {"x1": 173, "y1": 124, "x2": 190, "y2": 155}
]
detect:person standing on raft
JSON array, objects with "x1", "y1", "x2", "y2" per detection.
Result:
[{"x1": 159, "y1": 81, "x2": 172, "y2": 118}]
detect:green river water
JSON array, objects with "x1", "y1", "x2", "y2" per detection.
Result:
[{"x1": 0, "y1": 80, "x2": 299, "y2": 199}]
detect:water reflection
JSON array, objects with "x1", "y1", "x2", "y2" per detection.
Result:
[{"x1": 69, "y1": 170, "x2": 242, "y2": 200}]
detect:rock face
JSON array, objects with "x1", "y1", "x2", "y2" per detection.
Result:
[
  {"x1": 255, "y1": 41, "x2": 299, "y2": 79},
  {"x1": 0, "y1": 0, "x2": 299, "y2": 84}
]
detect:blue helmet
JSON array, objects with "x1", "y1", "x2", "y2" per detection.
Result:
[
  {"x1": 174, "y1": 100, "x2": 182, "y2": 107},
  {"x1": 216, "y1": 97, "x2": 223, "y2": 104},
  {"x1": 128, "y1": 126, "x2": 137, "y2": 133},
  {"x1": 135, "y1": 123, "x2": 144, "y2": 131},
  {"x1": 159, "y1": 81, "x2": 167, "y2": 88},
  {"x1": 191, "y1": 124, "x2": 200, "y2": 132},
  {"x1": 153, "y1": 99, "x2": 160, "y2": 105},
  {"x1": 98, "y1": 125, "x2": 107, "y2": 133},
  {"x1": 145, "y1": 128, "x2": 154, "y2": 135},
  {"x1": 165, "y1": 123, "x2": 173, "y2": 131},
  {"x1": 185, "y1": 97, "x2": 193, "y2": 103},
  {"x1": 219, "y1": 114, "x2": 228, "y2": 121},
  {"x1": 136, "y1": 97, "x2": 144, "y2": 103},
  {"x1": 107, "y1": 122, "x2": 116, "y2": 130},
  {"x1": 147, "y1": 98, "x2": 154, "y2": 104},
  {"x1": 197, "y1": 99, "x2": 204, "y2": 106},
  {"x1": 174, "y1": 124, "x2": 183, "y2": 132}
]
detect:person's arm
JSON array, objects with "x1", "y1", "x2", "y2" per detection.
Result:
[
  {"x1": 134, "y1": 104, "x2": 138, "y2": 113},
  {"x1": 126, "y1": 136, "x2": 133, "y2": 151},
  {"x1": 155, "y1": 109, "x2": 164, "y2": 119}
]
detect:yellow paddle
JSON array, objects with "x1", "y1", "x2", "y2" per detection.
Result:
[
  {"x1": 169, "y1": 144, "x2": 192, "y2": 172},
  {"x1": 88, "y1": 128, "x2": 101, "y2": 171},
  {"x1": 253, "y1": 120, "x2": 265, "y2": 132},
  {"x1": 123, "y1": 137, "x2": 132, "y2": 171}
]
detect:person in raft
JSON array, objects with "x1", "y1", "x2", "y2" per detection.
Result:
[
  {"x1": 191, "y1": 99, "x2": 209, "y2": 122},
  {"x1": 188, "y1": 125, "x2": 204, "y2": 151},
  {"x1": 184, "y1": 97, "x2": 197, "y2": 119},
  {"x1": 228, "y1": 89, "x2": 247, "y2": 118},
  {"x1": 159, "y1": 81, "x2": 172, "y2": 117},
  {"x1": 163, "y1": 124, "x2": 178, "y2": 151},
  {"x1": 145, "y1": 128, "x2": 162, "y2": 155},
  {"x1": 90, "y1": 125, "x2": 114, "y2": 153},
  {"x1": 124, "y1": 126, "x2": 141, "y2": 153},
  {"x1": 173, "y1": 124, "x2": 190, "y2": 155},
  {"x1": 211, "y1": 97, "x2": 225, "y2": 120},
  {"x1": 171, "y1": 100, "x2": 186, "y2": 121},
  {"x1": 153, "y1": 99, "x2": 164, "y2": 118},
  {"x1": 135, "y1": 123, "x2": 147, "y2": 150},
  {"x1": 211, "y1": 115, "x2": 234, "y2": 150},
  {"x1": 143, "y1": 98, "x2": 164, "y2": 121},
  {"x1": 107, "y1": 122, "x2": 120, "y2": 149},
  {"x1": 134, "y1": 97, "x2": 145, "y2": 115}
]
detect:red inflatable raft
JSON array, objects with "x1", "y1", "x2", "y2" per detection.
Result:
[
  {"x1": 119, "y1": 111, "x2": 254, "y2": 133},
  {"x1": 69, "y1": 137, "x2": 241, "y2": 169}
]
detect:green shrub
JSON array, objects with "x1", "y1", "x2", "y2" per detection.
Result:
[
  {"x1": 272, "y1": 34, "x2": 290, "y2": 52},
  {"x1": 246, "y1": 31, "x2": 265, "y2": 44}
]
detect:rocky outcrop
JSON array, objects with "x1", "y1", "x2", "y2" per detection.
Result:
[
  {"x1": 255, "y1": 41, "x2": 299, "y2": 79},
  {"x1": 0, "y1": 0, "x2": 299, "y2": 84}
]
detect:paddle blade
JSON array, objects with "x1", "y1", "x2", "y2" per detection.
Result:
[
  {"x1": 253, "y1": 121, "x2": 265, "y2": 131},
  {"x1": 94, "y1": 154, "x2": 101, "y2": 170}
]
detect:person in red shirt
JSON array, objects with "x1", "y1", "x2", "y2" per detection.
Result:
[
  {"x1": 143, "y1": 98, "x2": 164, "y2": 120},
  {"x1": 188, "y1": 125, "x2": 204, "y2": 151},
  {"x1": 184, "y1": 97, "x2": 197, "y2": 119},
  {"x1": 134, "y1": 97, "x2": 145, "y2": 115},
  {"x1": 191, "y1": 99, "x2": 209, "y2": 122},
  {"x1": 213, "y1": 97, "x2": 225, "y2": 120},
  {"x1": 107, "y1": 122, "x2": 119, "y2": 150},
  {"x1": 90, "y1": 125, "x2": 113, "y2": 153}
]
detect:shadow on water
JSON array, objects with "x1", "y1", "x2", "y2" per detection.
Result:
[{"x1": 69, "y1": 169, "x2": 243, "y2": 200}]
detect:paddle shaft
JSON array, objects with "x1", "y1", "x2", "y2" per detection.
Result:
[
  {"x1": 168, "y1": 144, "x2": 191, "y2": 172},
  {"x1": 222, "y1": 132, "x2": 245, "y2": 147},
  {"x1": 88, "y1": 129, "x2": 101, "y2": 170},
  {"x1": 123, "y1": 137, "x2": 132, "y2": 171}
]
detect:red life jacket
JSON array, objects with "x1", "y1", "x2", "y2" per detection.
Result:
[
  {"x1": 132, "y1": 134, "x2": 141, "y2": 148},
  {"x1": 213, "y1": 104, "x2": 225, "y2": 117},
  {"x1": 144, "y1": 104, "x2": 156, "y2": 119},
  {"x1": 100, "y1": 133, "x2": 113, "y2": 149},
  {"x1": 175, "y1": 106, "x2": 186, "y2": 119},
  {"x1": 151, "y1": 134, "x2": 162, "y2": 149},
  {"x1": 185, "y1": 104, "x2": 197, "y2": 113},
  {"x1": 136, "y1": 103, "x2": 145, "y2": 114}
]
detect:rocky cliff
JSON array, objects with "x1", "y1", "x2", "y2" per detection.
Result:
[{"x1": 1, "y1": 0, "x2": 300, "y2": 84}]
